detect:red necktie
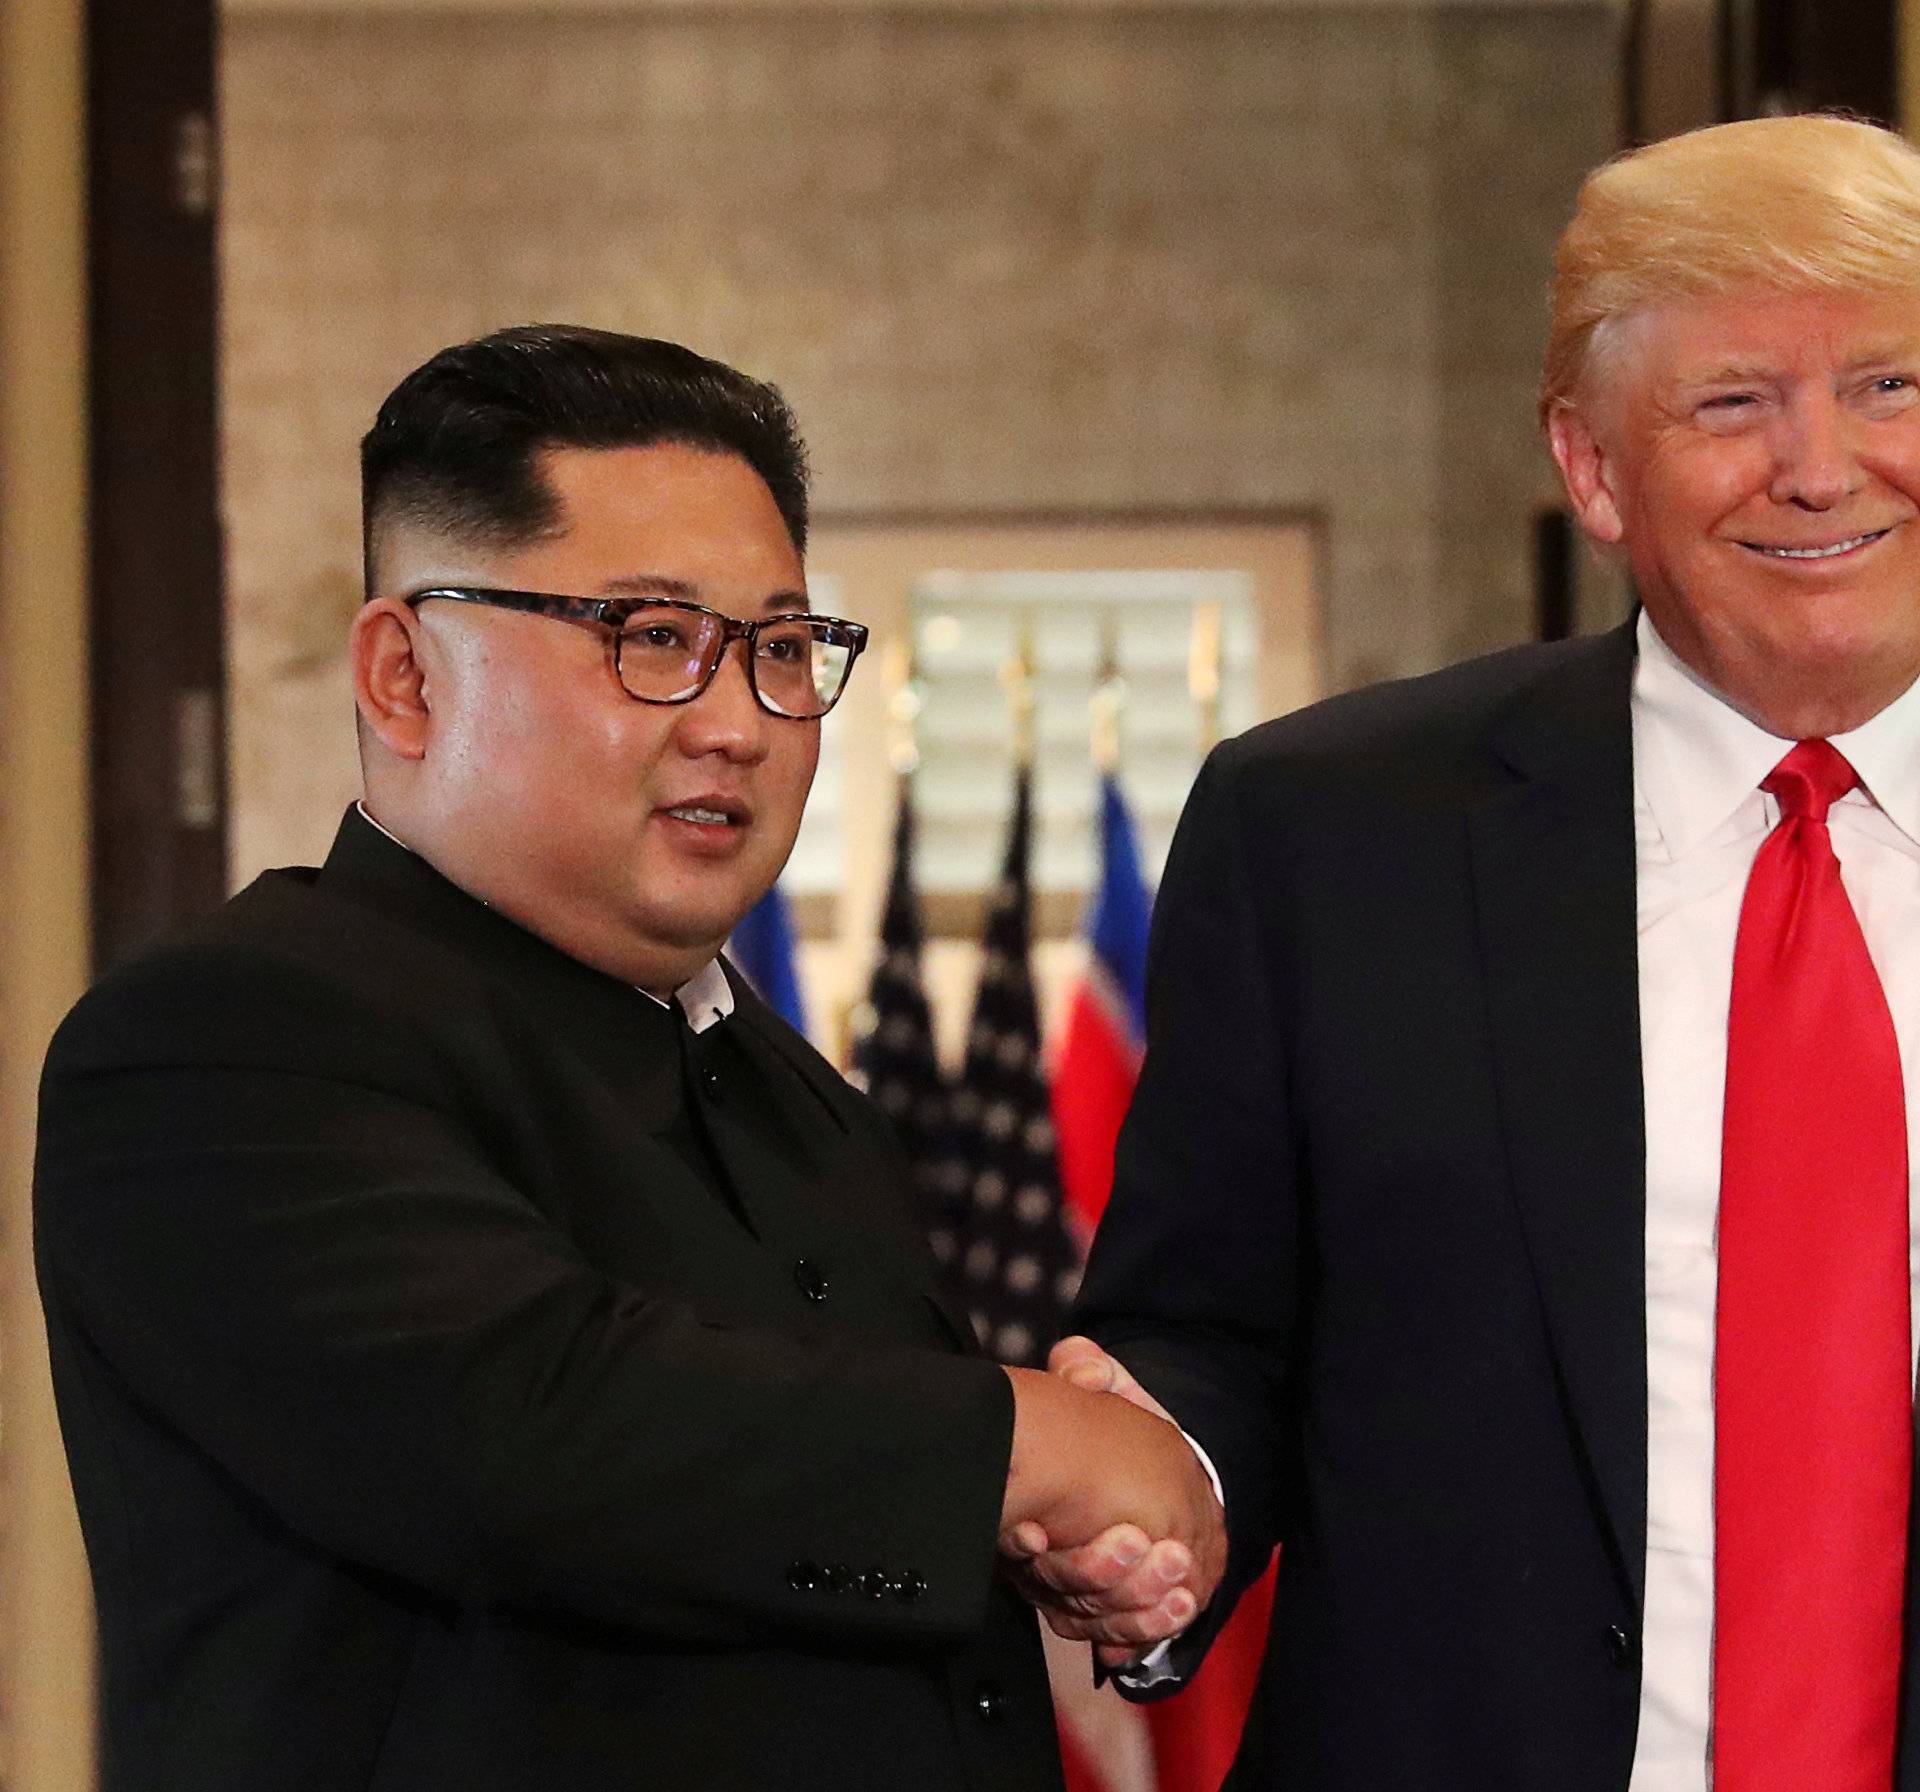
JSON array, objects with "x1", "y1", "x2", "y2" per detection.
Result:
[{"x1": 1714, "y1": 739, "x2": 1910, "y2": 1790}]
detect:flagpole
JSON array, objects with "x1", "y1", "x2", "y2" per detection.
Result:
[
  {"x1": 1090, "y1": 613, "x2": 1124, "y2": 777},
  {"x1": 884, "y1": 634, "x2": 922, "y2": 777},
  {"x1": 846, "y1": 635, "x2": 928, "y2": 1080},
  {"x1": 1189, "y1": 600, "x2": 1223, "y2": 756},
  {"x1": 1001, "y1": 621, "x2": 1038, "y2": 770}
]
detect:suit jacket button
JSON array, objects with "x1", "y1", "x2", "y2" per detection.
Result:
[
  {"x1": 699, "y1": 1065, "x2": 723, "y2": 1100},
  {"x1": 973, "y1": 1681, "x2": 1008, "y2": 1723},
  {"x1": 794, "y1": 1258, "x2": 828, "y2": 1302},
  {"x1": 787, "y1": 1559, "x2": 824, "y2": 1592},
  {"x1": 857, "y1": 1568, "x2": 891, "y2": 1599},
  {"x1": 824, "y1": 1563, "x2": 855, "y2": 1594},
  {"x1": 1604, "y1": 1624, "x2": 1637, "y2": 1667},
  {"x1": 892, "y1": 1571, "x2": 927, "y2": 1602}
]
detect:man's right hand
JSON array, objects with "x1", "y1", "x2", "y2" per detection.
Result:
[{"x1": 997, "y1": 1342, "x2": 1225, "y2": 1661}]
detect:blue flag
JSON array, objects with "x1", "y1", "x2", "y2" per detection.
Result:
[{"x1": 729, "y1": 882, "x2": 808, "y2": 1037}]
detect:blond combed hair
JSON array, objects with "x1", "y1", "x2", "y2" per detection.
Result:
[{"x1": 1542, "y1": 114, "x2": 1920, "y2": 423}]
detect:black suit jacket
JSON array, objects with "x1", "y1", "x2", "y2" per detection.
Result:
[
  {"x1": 1078, "y1": 622, "x2": 1684, "y2": 1789},
  {"x1": 35, "y1": 810, "x2": 1064, "y2": 1792}
]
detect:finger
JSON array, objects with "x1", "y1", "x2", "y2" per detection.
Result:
[
  {"x1": 1023, "y1": 1534, "x2": 1195, "y2": 1606},
  {"x1": 1040, "y1": 1585, "x2": 1198, "y2": 1648},
  {"x1": 1018, "y1": 1525, "x2": 1152, "y2": 1595},
  {"x1": 1041, "y1": 1546, "x2": 1197, "y2": 1618},
  {"x1": 1057, "y1": 1537, "x2": 1193, "y2": 1605},
  {"x1": 997, "y1": 1520, "x2": 1051, "y2": 1559}
]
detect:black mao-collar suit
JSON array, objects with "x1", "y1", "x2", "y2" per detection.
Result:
[
  {"x1": 1079, "y1": 620, "x2": 1920, "y2": 1789},
  {"x1": 35, "y1": 809, "x2": 1064, "y2": 1792}
]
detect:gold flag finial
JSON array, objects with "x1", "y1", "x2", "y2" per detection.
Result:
[
  {"x1": 1001, "y1": 621, "x2": 1038, "y2": 769},
  {"x1": 1090, "y1": 613, "x2": 1125, "y2": 775},
  {"x1": 884, "y1": 634, "x2": 922, "y2": 775}
]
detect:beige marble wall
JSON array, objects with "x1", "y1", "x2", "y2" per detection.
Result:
[
  {"x1": 221, "y1": 2, "x2": 1617, "y2": 881},
  {"x1": 0, "y1": 1, "x2": 97, "y2": 1787}
]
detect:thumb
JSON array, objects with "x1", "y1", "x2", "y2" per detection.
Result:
[
  {"x1": 1050, "y1": 1336, "x2": 1175, "y2": 1427},
  {"x1": 1048, "y1": 1334, "x2": 1119, "y2": 1392}
]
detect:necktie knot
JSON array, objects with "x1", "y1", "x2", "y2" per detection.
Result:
[{"x1": 1761, "y1": 738, "x2": 1859, "y2": 824}]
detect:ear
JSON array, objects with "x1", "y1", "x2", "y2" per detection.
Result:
[
  {"x1": 1547, "y1": 404, "x2": 1626, "y2": 547},
  {"x1": 350, "y1": 598, "x2": 431, "y2": 761}
]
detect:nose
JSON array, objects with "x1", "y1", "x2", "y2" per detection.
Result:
[
  {"x1": 673, "y1": 637, "x2": 771, "y2": 763},
  {"x1": 1769, "y1": 389, "x2": 1867, "y2": 510}
]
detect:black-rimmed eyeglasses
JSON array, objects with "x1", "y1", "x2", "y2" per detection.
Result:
[{"x1": 406, "y1": 587, "x2": 869, "y2": 719}]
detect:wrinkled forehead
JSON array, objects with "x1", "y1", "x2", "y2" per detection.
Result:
[{"x1": 1582, "y1": 286, "x2": 1920, "y2": 413}]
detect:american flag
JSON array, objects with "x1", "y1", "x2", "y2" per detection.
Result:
[
  {"x1": 860, "y1": 769, "x2": 1158, "y2": 1792},
  {"x1": 728, "y1": 881, "x2": 809, "y2": 1036},
  {"x1": 851, "y1": 777, "x2": 959, "y2": 1239},
  {"x1": 945, "y1": 766, "x2": 1082, "y2": 1369}
]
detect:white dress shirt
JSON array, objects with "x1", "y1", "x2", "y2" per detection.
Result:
[
  {"x1": 1631, "y1": 612, "x2": 1920, "y2": 1789},
  {"x1": 1125, "y1": 619, "x2": 1920, "y2": 1727}
]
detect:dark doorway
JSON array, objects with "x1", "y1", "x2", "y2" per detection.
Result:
[
  {"x1": 1622, "y1": 0, "x2": 1900, "y2": 146},
  {"x1": 1746, "y1": 0, "x2": 1899, "y2": 125},
  {"x1": 87, "y1": 0, "x2": 226, "y2": 971}
]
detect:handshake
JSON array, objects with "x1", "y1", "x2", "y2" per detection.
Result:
[{"x1": 997, "y1": 1337, "x2": 1227, "y2": 1670}]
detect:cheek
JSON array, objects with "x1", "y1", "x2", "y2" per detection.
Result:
[
  {"x1": 446, "y1": 673, "x2": 643, "y2": 813},
  {"x1": 1633, "y1": 440, "x2": 1766, "y2": 537},
  {"x1": 775, "y1": 733, "x2": 821, "y2": 817},
  {"x1": 1878, "y1": 448, "x2": 1920, "y2": 507},
  {"x1": 741, "y1": 735, "x2": 818, "y2": 862}
]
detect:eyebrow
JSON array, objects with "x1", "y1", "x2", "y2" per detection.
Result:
[
  {"x1": 1677, "y1": 343, "x2": 1920, "y2": 389},
  {"x1": 599, "y1": 573, "x2": 812, "y2": 614},
  {"x1": 1846, "y1": 340, "x2": 1920, "y2": 369},
  {"x1": 1676, "y1": 361, "x2": 1776, "y2": 389}
]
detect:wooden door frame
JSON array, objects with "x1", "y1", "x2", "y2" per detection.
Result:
[
  {"x1": 87, "y1": 0, "x2": 226, "y2": 972},
  {"x1": 2, "y1": 6, "x2": 97, "y2": 1789}
]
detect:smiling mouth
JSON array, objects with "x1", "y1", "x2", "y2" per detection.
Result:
[
  {"x1": 1739, "y1": 528, "x2": 1892, "y2": 560},
  {"x1": 662, "y1": 804, "x2": 745, "y2": 828}
]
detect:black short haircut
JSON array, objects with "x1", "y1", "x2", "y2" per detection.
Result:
[{"x1": 360, "y1": 324, "x2": 810, "y2": 591}]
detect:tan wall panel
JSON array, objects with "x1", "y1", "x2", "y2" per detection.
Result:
[
  {"x1": 0, "y1": 1, "x2": 97, "y2": 1790},
  {"x1": 221, "y1": 4, "x2": 1616, "y2": 887},
  {"x1": 222, "y1": 0, "x2": 1610, "y2": 14}
]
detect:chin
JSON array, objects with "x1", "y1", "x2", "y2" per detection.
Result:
[{"x1": 633, "y1": 894, "x2": 756, "y2": 956}]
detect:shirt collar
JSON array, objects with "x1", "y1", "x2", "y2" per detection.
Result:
[
  {"x1": 662, "y1": 957, "x2": 735, "y2": 1035},
  {"x1": 1830, "y1": 670, "x2": 1920, "y2": 851},
  {"x1": 1631, "y1": 614, "x2": 1920, "y2": 857},
  {"x1": 1632, "y1": 613, "x2": 1786, "y2": 860},
  {"x1": 354, "y1": 800, "x2": 735, "y2": 1032}
]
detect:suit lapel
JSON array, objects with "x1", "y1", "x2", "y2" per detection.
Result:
[{"x1": 1467, "y1": 624, "x2": 1648, "y2": 1609}]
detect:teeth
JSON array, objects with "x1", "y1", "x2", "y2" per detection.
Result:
[
  {"x1": 668, "y1": 807, "x2": 732, "y2": 825},
  {"x1": 1752, "y1": 531, "x2": 1884, "y2": 559}
]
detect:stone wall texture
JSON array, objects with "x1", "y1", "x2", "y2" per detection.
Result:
[{"x1": 221, "y1": 2, "x2": 1619, "y2": 880}]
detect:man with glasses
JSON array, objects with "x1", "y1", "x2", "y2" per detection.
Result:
[{"x1": 34, "y1": 326, "x2": 1220, "y2": 1792}]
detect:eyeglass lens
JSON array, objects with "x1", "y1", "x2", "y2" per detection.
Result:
[{"x1": 615, "y1": 607, "x2": 854, "y2": 716}]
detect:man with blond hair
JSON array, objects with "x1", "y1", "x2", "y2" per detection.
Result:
[{"x1": 1005, "y1": 113, "x2": 1920, "y2": 1789}]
